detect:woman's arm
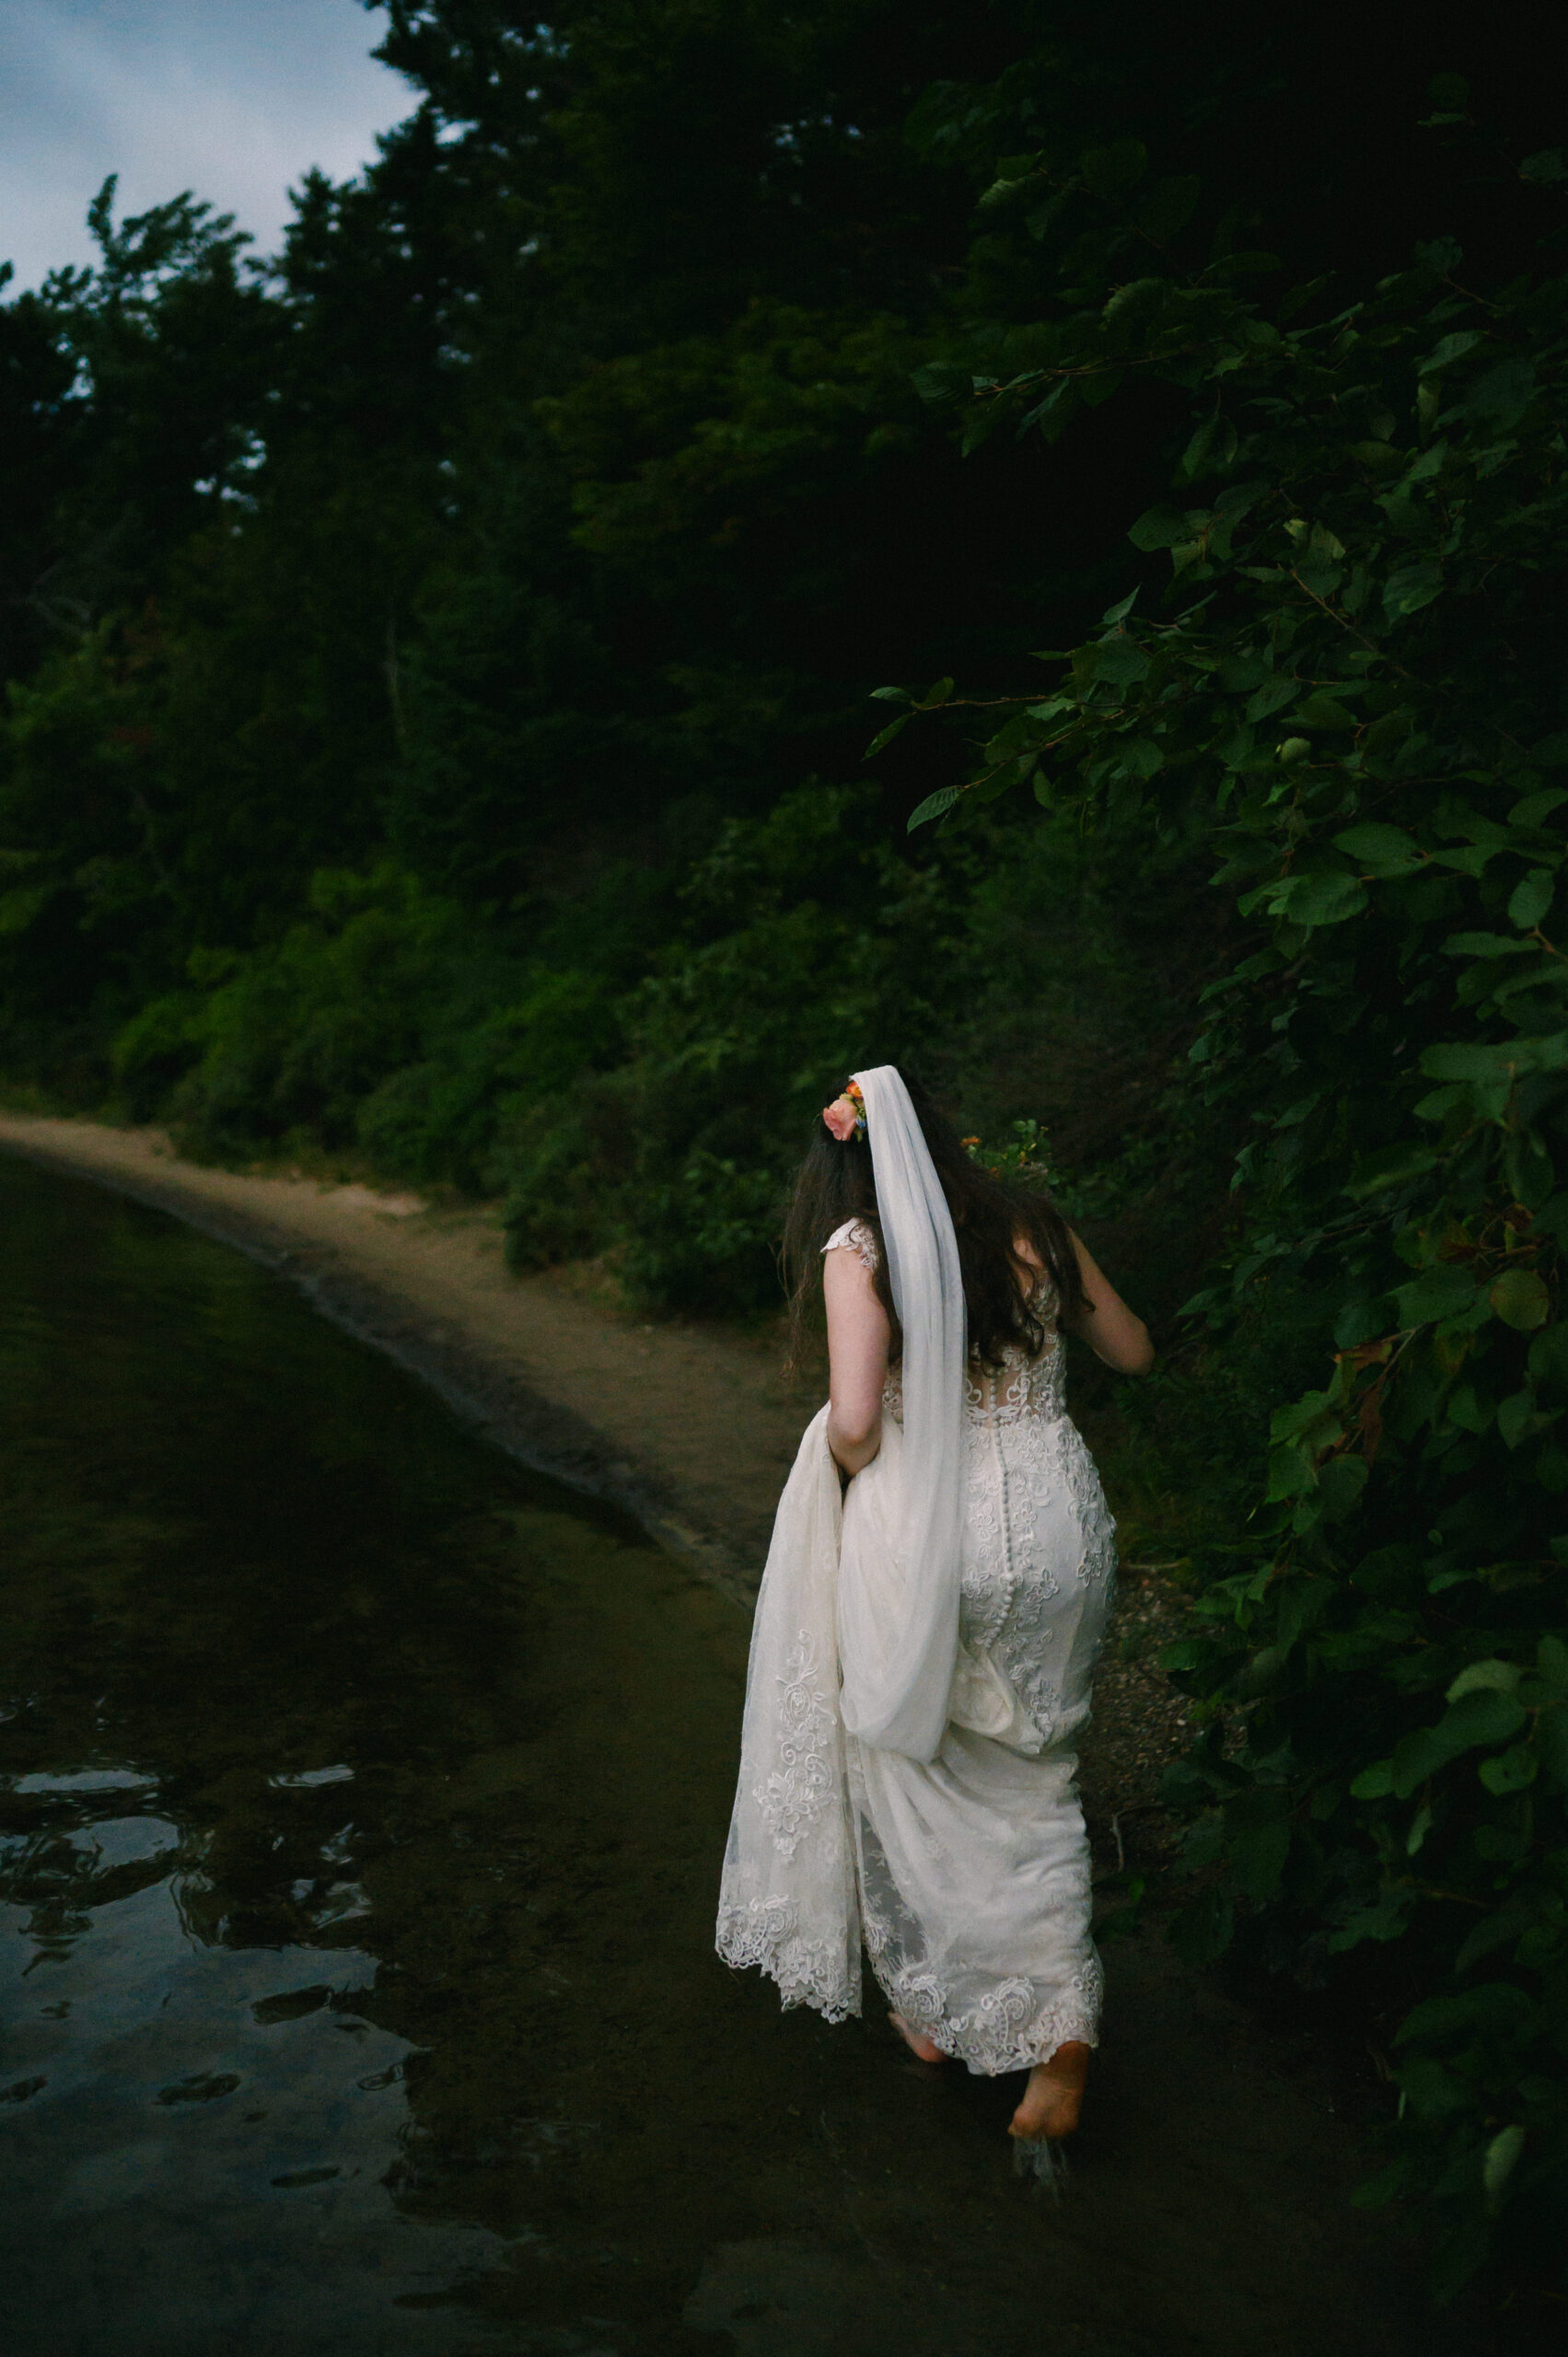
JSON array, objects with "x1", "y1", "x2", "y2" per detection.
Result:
[
  {"x1": 1061, "y1": 1232, "x2": 1156, "y2": 1375},
  {"x1": 823, "y1": 1243, "x2": 892, "y2": 1474}
]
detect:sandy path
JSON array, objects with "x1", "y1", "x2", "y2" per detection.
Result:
[{"x1": 0, "y1": 1114, "x2": 804, "y2": 1603}]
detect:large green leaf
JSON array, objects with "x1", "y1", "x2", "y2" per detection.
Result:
[
  {"x1": 1391, "y1": 1690, "x2": 1528, "y2": 1797},
  {"x1": 1508, "y1": 870, "x2": 1555, "y2": 929},
  {"x1": 1092, "y1": 637, "x2": 1150, "y2": 687},
  {"x1": 1268, "y1": 869, "x2": 1368, "y2": 927},
  {"x1": 1490, "y1": 1268, "x2": 1551, "y2": 1329},
  {"x1": 1343, "y1": 1142, "x2": 1440, "y2": 1198},
  {"x1": 1420, "y1": 330, "x2": 1485, "y2": 374},
  {"x1": 1478, "y1": 1743, "x2": 1537, "y2": 1794},
  {"x1": 1396, "y1": 1983, "x2": 1537, "y2": 2047},
  {"x1": 1295, "y1": 692, "x2": 1358, "y2": 731},
  {"x1": 1460, "y1": 358, "x2": 1537, "y2": 430},
  {"x1": 1382, "y1": 560, "x2": 1446, "y2": 619},
  {"x1": 1332, "y1": 822, "x2": 1425, "y2": 877},
  {"x1": 1392, "y1": 1265, "x2": 1485, "y2": 1325},
  {"x1": 905, "y1": 786, "x2": 959, "y2": 832},
  {"x1": 1245, "y1": 675, "x2": 1298, "y2": 723},
  {"x1": 1127, "y1": 505, "x2": 1191, "y2": 552}
]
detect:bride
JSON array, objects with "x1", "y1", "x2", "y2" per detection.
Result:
[{"x1": 716, "y1": 1065, "x2": 1152, "y2": 2164}]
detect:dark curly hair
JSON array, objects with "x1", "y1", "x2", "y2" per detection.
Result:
[{"x1": 783, "y1": 1073, "x2": 1084, "y2": 1371}]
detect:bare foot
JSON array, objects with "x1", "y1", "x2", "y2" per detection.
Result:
[
  {"x1": 1008, "y1": 2040, "x2": 1090, "y2": 2142},
  {"x1": 889, "y1": 2010, "x2": 946, "y2": 2064}
]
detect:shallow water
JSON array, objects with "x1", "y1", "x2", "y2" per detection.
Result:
[{"x1": 0, "y1": 1154, "x2": 1447, "y2": 2356}]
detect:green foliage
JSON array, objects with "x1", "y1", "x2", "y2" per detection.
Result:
[
  {"x1": 115, "y1": 864, "x2": 623, "y2": 1192},
  {"x1": 109, "y1": 774, "x2": 1198, "y2": 1325},
  {"x1": 900, "y1": 97, "x2": 1568, "y2": 2291},
  {"x1": 504, "y1": 784, "x2": 966, "y2": 1308},
  {"x1": 1, "y1": 0, "x2": 1082, "y2": 1028},
  {"x1": 6, "y1": 178, "x2": 278, "y2": 663}
]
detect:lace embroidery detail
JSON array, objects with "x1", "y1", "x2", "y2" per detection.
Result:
[
  {"x1": 992, "y1": 1562, "x2": 1064, "y2": 1736},
  {"x1": 753, "y1": 1630, "x2": 836, "y2": 1860},
  {"x1": 838, "y1": 1223, "x2": 1114, "y2": 1748},
  {"x1": 861, "y1": 1899, "x2": 894, "y2": 1958},
  {"x1": 1061, "y1": 1422, "x2": 1117, "y2": 1588},
  {"x1": 960, "y1": 1420, "x2": 1012, "y2": 1651},
  {"x1": 883, "y1": 1327, "x2": 1067, "y2": 1431},
  {"x1": 876, "y1": 1955, "x2": 1104, "y2": 2074},
  {"x1": 822, "y1": 1217, "x2": 878, "y2": 1272},
  {"x1": 716, "y1": 1897, "x2": 858, "y2": 2022},
  {"x1": 889, "y1": 1968, "x2": 947, "y2": 2028},
  {"x1": 958, "y1": 1388, "x2": 1119, "y2": 1736},
  {"x1": 827, "y1": 1221, "x2": 1067, "y2": 1434}
]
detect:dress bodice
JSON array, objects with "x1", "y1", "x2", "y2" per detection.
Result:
[
  {"x1": 822, "y1": 1212, "x2": 1115, "y2": 1756},
  {"x1": 820, "y1": 1217, "x2": 1066, "y2": 1429}
]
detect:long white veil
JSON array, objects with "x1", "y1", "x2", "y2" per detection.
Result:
[
  {"x1": 834, "y1": 1063, "x2": 966, "y2": 1763},
  {"x1": 714, "y1": 1062, "x2": 968, "y2": 2021}
]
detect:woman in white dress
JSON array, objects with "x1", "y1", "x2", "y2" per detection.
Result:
[{"x1": 716, "y1": 1066, "x2": 1152, "y2": 2162}]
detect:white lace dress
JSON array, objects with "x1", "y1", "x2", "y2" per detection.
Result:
[{"x1": 716, "y1": 1218, "x2": 1116, "y2": 2074}]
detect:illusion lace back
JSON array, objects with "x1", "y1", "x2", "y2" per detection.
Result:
[{"x1": 715, "y1": 1216, "x2": 1116, "y2": 2074}]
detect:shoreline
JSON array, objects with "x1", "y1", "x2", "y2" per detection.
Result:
[
  {"x1": 0, "y1": 1113, "x2": 805, "y2": 1608},
  {"x1": 0, "y1": 1110, "x2": 1188, "y2": 1839}
]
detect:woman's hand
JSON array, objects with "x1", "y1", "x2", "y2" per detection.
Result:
[
  {"x1": 823, "y1": 1243, "x2": 891, "y2": 1474},
  {"x1": 1062, "y1": 1233, "x2": 1156, "y2": 1376}
]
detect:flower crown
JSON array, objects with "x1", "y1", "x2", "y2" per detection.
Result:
[{"x1": 822, "y1": 1079, "x2": 866, "y2": 1143}]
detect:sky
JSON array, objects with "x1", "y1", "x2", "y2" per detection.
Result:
[{"x1": 0, "y1": 0, "x2": 415, "y2": 289}]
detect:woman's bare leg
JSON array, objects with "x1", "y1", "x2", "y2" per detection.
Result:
[{"x1": 1008, "y1": 2039, "x2": 1089, "y2": 2141}]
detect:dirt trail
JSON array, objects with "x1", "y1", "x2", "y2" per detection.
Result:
[{"x1": 0, "y1": 1114, "x2": 805, "y2": 1597}]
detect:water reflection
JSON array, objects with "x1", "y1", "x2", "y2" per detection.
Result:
[
  {"x1": 0, "y1": 1155, "x2": 1441, "y2": 2357},
  {"x1": 0, "y1": 1154, "x2": 731, "y2": 2353}
]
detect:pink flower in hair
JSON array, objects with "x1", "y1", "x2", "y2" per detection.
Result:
[{"x1": 822, "y1": 1081, "x2": 866, "y2": 1142}]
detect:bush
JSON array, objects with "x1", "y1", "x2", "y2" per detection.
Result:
[
  {"x1": 502, "y1": 784, "x2": 959, "y2": 1310},
  {"x1": 907, "y1": 114, "x2": 1568, "y2": 2292},
  {"x1": 114, "y1": 864, "x2": 622, "y2": 1189}
]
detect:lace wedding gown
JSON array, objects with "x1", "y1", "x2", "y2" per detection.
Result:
[{"x1": 716, "y1": 1218, "x2": 1116, "y2": 2074}]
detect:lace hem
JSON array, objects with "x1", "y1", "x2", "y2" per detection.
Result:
[
  {"x1": 716, "y1": 1897, "x2": 861, "y2": 2023},
  {"x1": 869, "y1": 1954, "x2": 1103, "y2": 2075}
]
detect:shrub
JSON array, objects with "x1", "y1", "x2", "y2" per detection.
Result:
[{"x1": 905, "y1": 122, "x2": 1568, "y2": 2290}]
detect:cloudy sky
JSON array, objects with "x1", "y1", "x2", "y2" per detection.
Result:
[{"x1": 1, "y1": 1, "x2": 414, "y2": 287}]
